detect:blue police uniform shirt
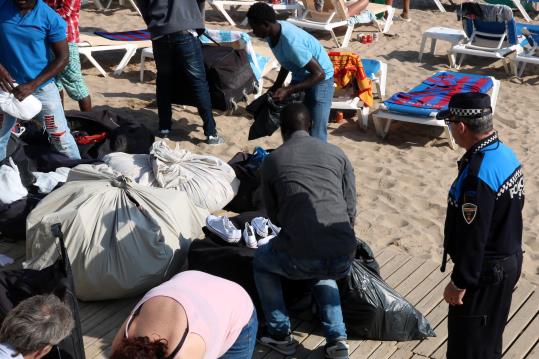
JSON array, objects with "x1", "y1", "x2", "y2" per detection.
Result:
[
  {"x1": 0, "y1": 0, "x2": 67, "y2": 89},
  {"x1": 267, "y1": 21, "x2": 334, "y2": 83},
  {"x1": 444, "y1": 132, "x2": 524, "y2": 289}
]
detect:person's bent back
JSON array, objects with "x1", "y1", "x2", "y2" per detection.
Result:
[{"x1": 0, "y1": 294, "x2": 74, "y2": 359}]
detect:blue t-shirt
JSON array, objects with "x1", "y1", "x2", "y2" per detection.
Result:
[
  {"x1": 268, "y1": 21, "x2": 334, "y2": 83},
  {"x1": 0, "y1": 0, "x2": 66, "y2": 88}
]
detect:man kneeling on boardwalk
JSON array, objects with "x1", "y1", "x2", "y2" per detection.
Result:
[{"x1": 254, "y1": 103, "x2": 357, "y2": 359}]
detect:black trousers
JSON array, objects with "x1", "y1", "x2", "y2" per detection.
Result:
[{"x1": 447, "y1": 251, "x2": 523, "y2": 359}]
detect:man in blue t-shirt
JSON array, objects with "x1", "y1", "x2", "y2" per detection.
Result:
[
  {"x1": 247, "y1": 2, "x2": 334, "y2": 142},
  {"x1": 0, "y1": 0, "x2": 80, "y2": 160}
]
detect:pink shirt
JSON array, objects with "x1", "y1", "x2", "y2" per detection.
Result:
[{"x1": 127, "y1": 271, "x2": 254, "y2": 359}]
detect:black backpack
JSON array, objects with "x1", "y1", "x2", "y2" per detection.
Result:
[
  {"x1": 173, "y1": 45, "x2": 257, "y2": 111},
  {"x1": 0, "y1": 224, "x2": 85, "y2": 359}
]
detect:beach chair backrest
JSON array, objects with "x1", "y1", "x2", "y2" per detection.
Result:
[
  {"x1": 465, "y1": 18, "x2": 518, "y2": 45},
  {"x1": 302, "y1": 0, "x2": 348, "y2": 21}
]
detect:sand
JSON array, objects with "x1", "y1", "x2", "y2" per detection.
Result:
[{"x1": 75, "y1": 1, "x2": 539, "y2": 284}]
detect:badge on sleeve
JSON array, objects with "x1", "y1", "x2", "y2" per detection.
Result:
[{"x1": 462, "y1": 203, "x2": 478, "y2": 224}]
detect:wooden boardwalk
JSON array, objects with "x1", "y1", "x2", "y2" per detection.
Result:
[{"x1": 1, "y1": 239, "x2": 537, "y2": 359}]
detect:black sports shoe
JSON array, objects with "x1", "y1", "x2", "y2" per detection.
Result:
[
  {"x1": 324, "y1": 340, "x2": 349, "y2": 358},
  {"x1": 257, "y1": 332, "x2": 298, "y2": 356}
]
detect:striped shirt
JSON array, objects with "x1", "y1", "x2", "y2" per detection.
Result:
[{"x1": 45, "y1": 0, "x2": 80, "y2": 43}]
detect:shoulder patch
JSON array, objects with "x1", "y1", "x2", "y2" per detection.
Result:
[{"x1": 462, "y1": 203, "x2": 477, "y2": 224}]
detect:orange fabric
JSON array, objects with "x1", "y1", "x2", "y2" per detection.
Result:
[{"x1": 329, "y1": 51, "x2": 374, "y2": 107}]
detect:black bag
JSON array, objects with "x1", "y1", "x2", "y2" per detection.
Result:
[
  {"x1": 0, "y1": 224, "x2": 85, "y2": 359},
  {"x1": 174, "y1": 45, "x2": 257, "y2": 111},
  {"x1": 246, "y1": 91, "x2": 305, "y2": 140},
  {"x1": 224, "y1": 152, "x2": 265, "y2": 213},
  {"x1": 66, "y1": 109, "x2": 154, "y2": 159},
  {"x1": 338, "y1": 255, "x2": 436, "y2": 341}
]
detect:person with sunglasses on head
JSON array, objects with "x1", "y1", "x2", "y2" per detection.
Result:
[
  {"x1": 110, "y1": 271, "x2": 257, "y2": 359},
  {"x1": 438, "y1": 92, "x2": 524, "y2": 359}
]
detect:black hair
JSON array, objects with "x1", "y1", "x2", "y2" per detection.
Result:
[
  {"x1": 246, "y1": 2, "x2": 277, "y2": 25},
  {"x1": 280, "y1": 103, "x2": 312, "y2": 137}
]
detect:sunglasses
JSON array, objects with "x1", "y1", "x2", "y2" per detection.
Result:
[{"x1": 444, "y1": 115, "x2": 461, "y2": 126}]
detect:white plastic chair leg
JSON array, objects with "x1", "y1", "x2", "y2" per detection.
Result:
[
  {"x1": 418, "y1": 34, "x2": 428, "y2": 61},
  {"x1": 330, "y1": 30, "x2": 342, "y2": 48},
  {"x1": 518, "y1": 62, "x2": 527, "y2": 77},
  {"x1": 433, "y1": 0, "x2": 446, "y2": 13},
  {"x1": 379, "y1": 62, "x2": 387, "y2": 98},
  {"x1": 139, "y1": 51, "x2": 146, "y2": 82},
  {"x1": 358, "y1": 106, "x2": 369, "y2": 129},
  {"x1": 341, "y1": 25, "x2": 354, "y2": 48},
  {"x1": 79, "y1": 49, "x2": 108, "y2": 77},
  {"x1": 430, "y1": 39, "x2": 438, "y2": 55},
  {"x1": 383, "y1": 7, "x2": 395, "y2": 33},
  {"x1": 113, "y1": 46, "x2": 137, "y2": 76},
  {"x1": 445, "y1": 125, "x2": 457, "y2": 149}
]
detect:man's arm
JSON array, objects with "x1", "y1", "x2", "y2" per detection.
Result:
[
  {"x1": 451, "y1": 178, "x2": 496, "y2": 289},
  {"x1": 269, "y1": 67, "x2": 290, "y2": 93},
  {"x1": 12, "y1": 40, "x2": 68, "y2": 101},
  {"x1": 342, "y1": 155, "x2": 357, "y2": 226},
  {"x1": 0, "y1": 64, "x2": 15, "y2": 92},
  {"x1": 273, "y1": 58, "x2": 325, "y2": 102},
  {"x1": 52, "y1": 0, "x2": 80, "y2": 19}
]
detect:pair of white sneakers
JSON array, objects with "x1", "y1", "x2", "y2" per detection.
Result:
[
  {"x1": 205, "y1": 215, "x2": 281, "y2": 248},
  {"x1": 243, "y1": 217, "x2": 280, "y2": 249}
]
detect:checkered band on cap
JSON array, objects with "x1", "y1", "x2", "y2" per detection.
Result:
[{"x1": 449, "y1": 108, "x2": 487, "y2": 117}]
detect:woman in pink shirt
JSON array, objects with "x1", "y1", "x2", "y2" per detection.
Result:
[{"x1": 110, "y1": 271, "x2": 257, "y2": 359}]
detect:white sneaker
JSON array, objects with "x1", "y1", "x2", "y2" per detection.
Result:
[
  {"x1": 251, "y1": 217, "x2": 269, "y2": 238},
  {"x1": 257, "y1": 234, "x2": 275, "y2": 247},
  {"x1": 268, "y1": 220, "x2": 281, "y2": 235},
  {"x1": 206, "y1": 215, "x2": 241, "y2": 242},
  {"x1": 243, "y1": 223, "x2": 258, "y2": 249}
]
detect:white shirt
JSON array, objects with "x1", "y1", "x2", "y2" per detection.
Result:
[{"x1": 0, "y1": 343, "x2": 23, "y2": 359}]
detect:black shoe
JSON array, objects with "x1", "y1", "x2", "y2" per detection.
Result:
[
  {"x1": 324, "y1": 340, "x2": 349, "y2": 359},
  {"x1": 257, "y1": 332, "x2": 298, "y2": 356},
  {"x1": 156, "y1": 129, "x2": 170, "y2": 139}
]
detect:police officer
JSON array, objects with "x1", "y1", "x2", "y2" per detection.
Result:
[{"x1": 438, "y1": 92, "x2": 524, "y2": 359}]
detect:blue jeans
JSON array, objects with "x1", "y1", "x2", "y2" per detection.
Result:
[
  {"x1": 302, "y1": 77, "x2": 334, "y2": 142},
  {"x1": 253, "y1": 241, "x2": 351, "y2": 342},
  {"x1": 0, "y1": 82, "x2": 81, "y2": 161},
  {"x1": 219, "y1": 311, "x2": 258, "y2": 359},
  {"x1": 152, "y1": 32, "x2": 217, "y2": 136}
]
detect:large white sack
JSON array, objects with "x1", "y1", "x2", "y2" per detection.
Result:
[
  {"x1": 151, "y1": 141, "x2": 239, "y2": 212},
  {"x1": 103, "y1": 152, "x2": 156, "y2": 186},
  {"x1": 24, "y1": 163, "x2": 209, "y2": 301}
]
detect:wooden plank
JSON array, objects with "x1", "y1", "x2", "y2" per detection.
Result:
[
  {"x1": 502, "y1": 291, "x2": 539, "y2": 353},
  {"x1": 503, "y1": 314, "x2": 539, "y2": 359},
  {"x1": 295, "y1": 327, "x2": 325, "y2": 359},
  {"x1": 404, "y1": 266, "x2": 451, "y2": 307},
  {"x1": 524, "y1": 341, "x2": 537, "y2": 359},
  {"x1": 375, "y1": 249, "x2": 398, "y2": 269},
  {"x1": 262, "y1": 320, "x2": 318, "y2": 359},
  {"x1": 350, "y1": 340, "x2": 382, "y2": 358},
  {"x1": 380, "y1": 254, "x2": 412, "y2": 280},
  {"x1": 389, "y1": 348, "x2": 415, "y2": 359},
  {"x1": 507, "y1": 282, "x2": 536, "y2": 320},
  {"x1": 367, "y1": 341, "x2": 398, "y2": 359},
  {"x1": 385, "y1": 256, "x2": 425, "y2": 289},
  {"x1": 395, "y1": 260, "x2": 439, "y2": 298},
  {"x1": 431, "y1": 341, "x2": 447, "y2": 359}
]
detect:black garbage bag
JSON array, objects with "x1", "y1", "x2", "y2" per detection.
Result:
[
  {"x1": 246, "y1": 91, "x2": 304, "y2": 140},
  {"x1": 338, "y1": 259, "x2": 436, "y2": 341}
]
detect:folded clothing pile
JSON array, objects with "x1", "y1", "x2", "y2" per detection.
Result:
[
  {"x1": 24, "y1": 163, "x2": 209, "y2": 300},
  {"x1": 104, "y1": 141, "x2": 239, "y2": 212},
  {"x1": 206, "y1": 215, "x2": 280, "y2": 249}
]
